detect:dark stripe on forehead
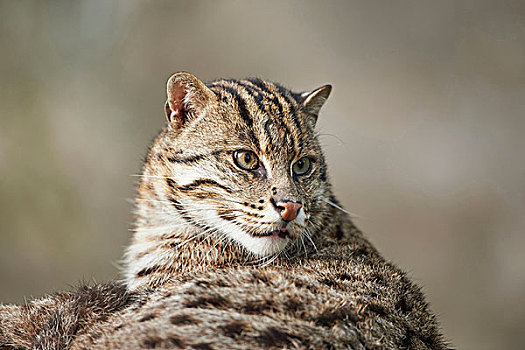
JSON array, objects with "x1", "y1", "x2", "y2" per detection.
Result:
[
  {"x1": 234, "y1": 81, "x2": 299, "y2": 154},
  {"x1": 213, "y1": 85, "x2": 252, "y2": 128},
  {"x1": 245, "y1": 79, "x2": 285, "y2": 117},
  {"x1": 234, "y1": 81, "x2": 267, "y2": 115},
  {"x1": 210, "y1": 84, "x2": 260, "y2": 149},
  {"x1": 274, "y1": 83, "x2": 303, "y2": 132},
  {"x1": 263, "y1": 118, "x2": 278, "y2": 154},
  {"x1": 267, "y1": 81, "x2": 305, "y2": 151},
  {"x1": 247, "y1": 79, "x2": 301, "y2": 153}
]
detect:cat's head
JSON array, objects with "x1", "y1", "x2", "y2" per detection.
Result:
[{"x1": 146, "y1": 72, "x2": 334, "y2": 257}]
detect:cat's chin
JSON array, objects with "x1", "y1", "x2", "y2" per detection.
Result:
[{"x1": 232, "y1": 231, "x2": 290, "y2": 257}]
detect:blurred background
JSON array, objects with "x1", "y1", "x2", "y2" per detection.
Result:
[{"x1": 0, "y1": 1, "x2": 524, "y2": 348}]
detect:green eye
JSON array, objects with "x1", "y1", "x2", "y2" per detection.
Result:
[
  {"x1": 233, "y1": 150, "x2": 259, "y2": 170},
  {"x1": 292, "y1": 157, "x2": 312, "y2": 176}
]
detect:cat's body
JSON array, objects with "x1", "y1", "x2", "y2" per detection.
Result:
[{"x1": 0, "y1": 73, "x2": 449, "y2": 349}]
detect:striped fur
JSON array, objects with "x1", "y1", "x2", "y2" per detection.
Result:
[
  {"x1": 0, "y1": 73, "x2": 448, "y2": 349},
  {"x1": 124, "y1": 73, "x2": 345, "y2": 290}
]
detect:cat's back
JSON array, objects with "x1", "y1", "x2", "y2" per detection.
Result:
[{"x1": 71, "y1": 238, "x2": 445, "y2": 350}]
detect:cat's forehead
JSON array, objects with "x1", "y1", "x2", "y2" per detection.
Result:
[
  {"x1": 208, "y1": 78, "x2": 303, "y2": 120},
  {"x1": 207, "y1": 79, "x2": 314, "y2": 156}
]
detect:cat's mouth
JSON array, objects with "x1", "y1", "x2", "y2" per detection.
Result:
[{"x1": 253, "y1": 227, "x2": 289, "y2": 238}]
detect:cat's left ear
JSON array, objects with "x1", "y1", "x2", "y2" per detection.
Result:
[
  {"x1": 301, "y1": 85, "x2": 332, "y2": 126},
  {"x1": 165, "y1": 72, "x2": 216, "y2": 129}
]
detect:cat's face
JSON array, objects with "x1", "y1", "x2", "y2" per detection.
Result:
[{"x1": 153, "y1": 73, "x2": 333, "y2": 256}]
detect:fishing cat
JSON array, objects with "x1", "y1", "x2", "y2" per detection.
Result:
[{"x1": 0, "y1": 73, "x2": 449, "y2": 349}]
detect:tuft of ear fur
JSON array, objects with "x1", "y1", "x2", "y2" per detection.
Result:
[
  {"x1": 301, "y1": 85, "x2": 332, "y2": 126},
  {"x1": 165, "y1": 72, "x2": 216, "y2": 128}
]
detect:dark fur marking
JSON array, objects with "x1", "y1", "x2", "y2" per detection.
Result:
[
  {"x1": 251, "y1": 270, "x2": 270, "y2": 283},
  {"x1": 235, "y1": 81, "x2": 267, "y2": 115},
  {"x1": 284, "y1": 299, "x2": 302, "y2": 313},
  {"x1": 217, "y1": 85, "x2": 259, "y2": 148},
  {"x1": 239, "y1": 209, "x2": 263, "y2": 218},
  {"x1": 293, "y1": 279, "x2": 304, "y2": 288},
  {"x1": 219, "y1": 213, "x2": 236, "y2": 221},
  {"x1": 166, "y1": 150, "x2": 222, "y2": 164},
  {"x1": 319, "y1": 166, "x2": 327, "y2": 182},
  {"x1": 170, "y1": 314, "x2": 200, "y2": 325},
  {"x1": 274, "y1": 83, "x2": 303, "y2": 134},
  {"x1": 137, "y1": 265, "x2": 161, "y2": 278},
  {"x1": 178, "y1": 179, "x2": 231, "y2": 192},
  {"x1": 252, "y1": 80, "x2": 300, "y2": 151},
  {"x1": 351, "y1": 247, "x2": 368, "y2": 258},
  {"x1": 192, "y1": 343, "x2": 213, "y2": 350},
  {"x1": 372, "y1": 272, "x2": 387, "y2": 285},
  {"x1": 319, "y1": 278, "x2": 338, "y2": 288},
  {"x1": 142, "y1": 336, "x2": 163, "y2": 348},
  {"x1": 367, "y1": 303, "x2": 388, "y2": 316},
  {"x1": 313, "y1": 306, "x2": 361, "y2": 327},
  {"x1": 169, "y1": 197, "x2": 184, "y2": 211},
  {"x1": 166, "y1": 178, "x2": 177, "y2": 191},
  {"x1": 335, "y1": 224, "x2": 344, "y2": 240},
  {"x1": 256, "y1": 327, "x2": 302, "y2": 347},
  {"x1": 402, "y1": 328, "x2": 416, "y2": 349},
  {"x1": 397, "y1": 295, "x2": 412, "y2": 313},
  {"x1": 221, "y1": 320, "x2": 248, "y2": 338},
  {"x1": 263, "y1": 118, "x2": 279, "y2": 154},
  {"x1": 419, "y1": 330, "x2": 441, "y2": 347},
  {"x1": 166, "y1": 336, "x2": 186, "y2": 348},
  {"x1": 336, "y1": 273, "x2": 353, "y2": 281},
  {"x1": 271, "y1": 86, "x2": 300, "y2": 148},
  {"x1": 184, "y1": 295, "x2": 230, "y2": 309},
  {"x1": 138, "y1": 314, "x2": 156, "y2": 322},
  {"x1": 247, "y1": 79, "x2": 285, "y2": 116},
  {"x1": 242, "y1": 299, "x2": 276, "y2": 314}
]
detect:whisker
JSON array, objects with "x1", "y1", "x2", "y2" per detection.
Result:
[
  {"x1": 303, "y1": 229, "x2": 318, "y2": 253},
  {"x1": 300, "y1": 234, "x2": 308, "y2": 259},
  {"x1": 203, "y1": 232, "x2": 230, "y2": 262},
  {"x1": 315, "y1": 132, "x2": 345, "y2": 146},
  {"x1": 219, "y1": 198, "x2": 248, "y2": 206},
  {"x1": 173, "y1": 222, "x2": 229, "y2": 250},
  {"x1": 259, "y1": 251, "x2": 281, "y2": 267},
  {"x1": 319, "y1": 196, "x2": 360, "y2": 218},
  {"x1": 130, "y1": 174, "x2": 177, "y2": 180}
]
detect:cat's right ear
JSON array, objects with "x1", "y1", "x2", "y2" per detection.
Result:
[
  {"x1": 165, "y1": 72, "x2": 216, "y2": 129},
  {"x1": 301, "y1": 84, "x2": 332, "y2": 127}
]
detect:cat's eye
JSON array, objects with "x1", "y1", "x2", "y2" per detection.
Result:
[
  {"x1": 292, "y1": 157, "x2": 312, "y2": 176},
  {"x1": 233, "y1": 150, "x2": 259, "y2": 171}
]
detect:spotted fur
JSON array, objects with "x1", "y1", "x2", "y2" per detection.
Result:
[{"x1": 0, "y1": 73, "x2": 450, "y2": 349}]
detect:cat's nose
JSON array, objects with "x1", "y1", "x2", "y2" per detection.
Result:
[{"x1": 274, "y1": 200, "x2": 302, "y2": 222}]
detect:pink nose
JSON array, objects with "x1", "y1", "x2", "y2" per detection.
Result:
[{"x1": 276, "y1": 201, "x2": 302, "y2": 221}]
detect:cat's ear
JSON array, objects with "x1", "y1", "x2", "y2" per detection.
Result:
[
  {"x1": 165, "y1": 72, "x2": 216, "y2": 128},
  {"x1": 301, "y1": 85, "x2": 332, "y2": 126}
]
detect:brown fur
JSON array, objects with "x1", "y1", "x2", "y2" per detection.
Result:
[
  {"x1": 0, "y1": 73, "x2": 450, "y2": 349},
  {"x1": 71, "y1": 233, "x2": 448, "y2": 349},
  {"x1": 0, "y1": 283, "x2": 134, "y2": 349}
]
